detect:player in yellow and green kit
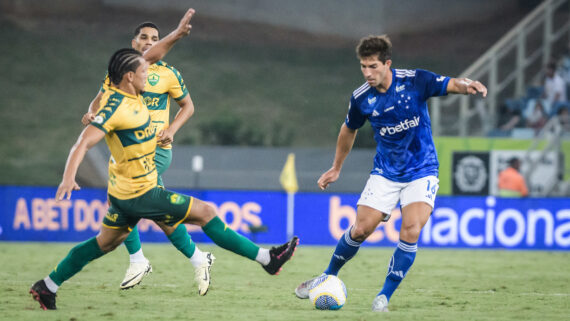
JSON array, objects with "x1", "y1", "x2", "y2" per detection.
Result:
[
  {"x1": 82, "y1": 22, "x2": 199, "y2": 290},
  {"x1": 30, "y1": 10, "x2": 298, "y2": 311}
]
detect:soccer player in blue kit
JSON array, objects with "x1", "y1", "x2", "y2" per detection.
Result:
[{"x1": 294, "y1": 35, "x2": 487, "y2": 312}]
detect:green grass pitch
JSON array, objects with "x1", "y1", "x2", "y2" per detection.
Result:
[{"x1": 1, "y1": 242, "x2": 568, "y2": 320}]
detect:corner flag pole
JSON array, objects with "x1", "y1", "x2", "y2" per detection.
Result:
[{"x1": 280, "y1": 153, "x2": 299, "y2": 240}]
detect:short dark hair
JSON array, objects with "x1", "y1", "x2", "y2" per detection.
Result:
[
  {"x1": 508, "y1": 157, "x2": 520, "y2": 167},
  {"x1": 134, "y1": 21, "x2": 160, "y2": 38},
  {"x1": 356, "y1": 35, "x2": 392, "y2": 63},
  {"x1": 107, "y1": 48, "x2": 143, "y2": 86}
]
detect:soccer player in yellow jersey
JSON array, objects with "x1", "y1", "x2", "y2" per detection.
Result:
[
  {"x1": 30, "y1": 9, "x2": 298, "y2": 311},
  {"x1": 82, "y1": 22, "x2": 199, "y2": 290}
]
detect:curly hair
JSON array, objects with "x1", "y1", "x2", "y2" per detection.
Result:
[{"x1": 107, "y1": 48, "x2": 142, "y2": 86}]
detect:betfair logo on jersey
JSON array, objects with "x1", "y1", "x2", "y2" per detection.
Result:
[
  {"x1": 170, "y1": 194, "x2": 186, "y2": 205},
  {"x1": 379, "y1": 116, "x2": 420, "y2": 136},
  {"x1": 148, "y1": 73, "x2": 160, "y2": 86},
  {"x1": 134, "y1": 126, "x2": 156, "y2": 140}
]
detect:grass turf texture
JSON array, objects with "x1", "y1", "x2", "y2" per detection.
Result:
[{"x1": 1, "y1": 242, "x2": 568, "y2": 320}]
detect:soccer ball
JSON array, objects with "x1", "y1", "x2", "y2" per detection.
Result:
[{"x1": 308, "y1": 275, "x2": 347, "y2": 310}]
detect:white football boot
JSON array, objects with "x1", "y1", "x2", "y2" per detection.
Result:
[
  {"x1": 194, "y1": 252, "x2": 215, "y2": 296},
  {"x1": 371, "y1": 294, "x2": 389, "y2": 312},
  {"x1": 294, "y1": 275, "x2": 322, "y2": 299},
  {"x1": 120, "y1": 259, "x2": 152, "y2": 289}
]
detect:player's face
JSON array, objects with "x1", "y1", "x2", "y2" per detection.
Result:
[
  {"x1": 360, "y1": 56, "x2": 391, "y2": 88},
  {"x1": 132, "y1": 27, "x2": 159, "y2": 53},
  {"x1": 132, "y1": 58, "x2": 149, "y2": 93}
]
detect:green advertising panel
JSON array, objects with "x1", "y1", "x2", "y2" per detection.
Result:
[{"x1": 435, "y1": 137, "x2": 570, "y2": 195}]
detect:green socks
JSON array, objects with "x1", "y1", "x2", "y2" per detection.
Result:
[
  {"x1": 48, "y1": 237, "x2": 105, "y2": 286},
  {"x1": 167, "y1": 224, "x2": 196, "y2": 258},
  {"x1": 202, "y1": 216, "x2": 259, "y2": 260},
  {"x1": 123, "y1": 225, "x2": 142, "y2": 255}
]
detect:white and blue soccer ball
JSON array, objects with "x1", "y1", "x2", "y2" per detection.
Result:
[{"x1": 308, "y1": 275, "x2": 347, "y2": 310}]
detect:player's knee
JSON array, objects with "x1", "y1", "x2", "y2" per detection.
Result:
[
  {"x1": 191, "y1": 201, "x2": 216, "y2": 226},
  {"x1": 399, "y1": 223, "x2": 422, "y2": 242},
  {"x1": 98, "y1": 238, "x2": 122, "y2": 253},
  {"x1": 203, "y1": 203, "x2": 216, "y2": 221},
  {"x1": 96, "y1": 231, "x2": 128, "y2": 253},
  {"x1": 351, "y1": 225, "x2": 373, "y2": 242}
]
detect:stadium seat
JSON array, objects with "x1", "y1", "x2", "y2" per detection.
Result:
[
  {"x1": 550, "y1": 101, "x2": 570, "y2": 117},
  {"x1": 525, "y1": 86, "x2": 544, "y2": 100},
  {"x1": 504, "y1": 98, "x2": 525, "y2": 111}
]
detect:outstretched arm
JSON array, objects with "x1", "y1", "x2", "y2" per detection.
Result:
[
  {"x1": 317, "y1": 123, "x2": 357, "y2": 190},
  {"x1": 55, "y1": 126, "x2": 105, "y2": 201},
  {"x1": 447, "y1": 78, "x2": 488, "y2": 97},
  {"x1": 143, "y1": 8, "x2": 196, "y2": 64}
]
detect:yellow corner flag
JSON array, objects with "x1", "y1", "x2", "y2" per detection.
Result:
[{"x1": 280, "y1": 153, "x2": 299, "y2": 193}]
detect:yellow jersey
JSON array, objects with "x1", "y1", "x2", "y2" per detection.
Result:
[
  {"x1": 101, "y1": 60, "x2": 189, "y2": 149},
  {"x1": 91, "y1": 87, "x2": 158, "y2": 200}
]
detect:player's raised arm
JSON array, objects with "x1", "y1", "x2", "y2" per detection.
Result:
[
  {"x1": 447, "y1": 77, "x2": 488, "y2": 97},
  {"x1": 143, "y1": 8, "x2": 195, "y2": 64},
  {"x1": 55, "y1": 126, "x2": 105, "y2": 201}
]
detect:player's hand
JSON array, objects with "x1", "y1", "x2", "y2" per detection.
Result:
[
  {"x1": 465, "y1": 79, "x2": 487, "y2": 98},
  {"x1": 176, "y1": 8, "x2": 195, "y2": 37},
  {"x1": 317, "y1": 168, "x2": 341, "y2": 190},
  {"x1": 157, "y1": 129, "x2": 174, "y2": 146},
  {"x1": 81, "y1": 112, "x2": 95, "y2": 126},
  {"x1": 55, "y1": 179, "x2": 81, "y2": 201}
]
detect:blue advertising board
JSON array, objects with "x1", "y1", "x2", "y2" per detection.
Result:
[{"x1": 1, "y1": 186, "x2": 569, "y2": 250}]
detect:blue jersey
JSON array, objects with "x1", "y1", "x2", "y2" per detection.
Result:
[{"x1": 345, "y1": 68, "x2": 450, "y2": 182}]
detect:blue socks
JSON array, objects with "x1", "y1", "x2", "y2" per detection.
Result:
[
  {"x1": 324, "y1": 227, "x2": 362, "y2": 276},
  {"x1": 379, "y1": 240, "x2": 417, "y2": 301}
]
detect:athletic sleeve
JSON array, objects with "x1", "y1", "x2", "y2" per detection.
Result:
[
  {"x1": 167, "y1": 66, "x2": 189, "y2": 101},
  {"x1": 100, "y1": 72, "x2": 110, "y2": 93},
  {"x1": 344, "y1": 96, "x2": 366, "y2": 129},
  {"x1": 415, "y1": 69, "x2": 450, "y2": 101},
  {"x1": 90, "y1": 95, "x2": 122, "y2": 133}
]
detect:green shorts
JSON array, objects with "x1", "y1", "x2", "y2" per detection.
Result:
[
  {"x1": 155, "y1": 147, "x2": 172, "y2": 187},
  {"x1": 103, "y1": 187, "x2": 193, "y2": 229}
]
